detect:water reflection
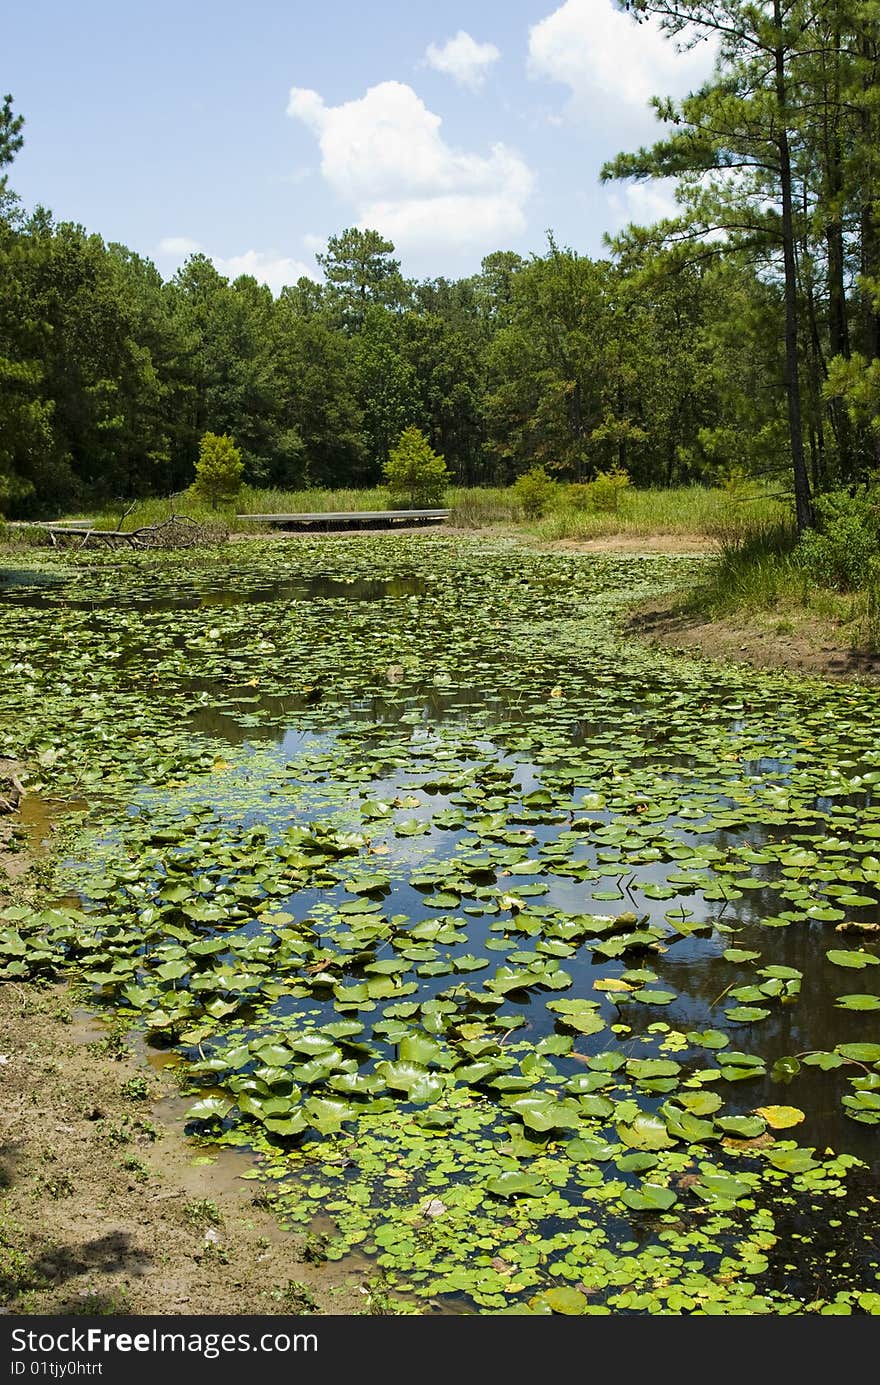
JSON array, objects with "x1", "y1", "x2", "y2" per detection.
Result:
[{"x1": 2, "y1": 569, "x2": 427, "y2": 612}]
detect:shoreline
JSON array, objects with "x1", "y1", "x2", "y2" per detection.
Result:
[
  {"x1": 628, "y1": 592, "x2": 880, "y2": 681},
  {"x1": 0, "y1": 784, "x2": 367, "y2": 1317}
]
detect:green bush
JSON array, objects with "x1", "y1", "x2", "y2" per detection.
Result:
[
  {"x1": 589, "y1": 466, "x2": 632, "y2": 513},
  {"x1": 193, "y1": 432, "x2": 244, "y2": 509},
  {"x1": 798, "y1": 488, "x2": 880, "y2": 591},
  {"x1": 383, "y1": 426, "x2": 449, "y2": 508},
  {"x1": 565, "y1": 483, "x2": 594, "y2": 512},
  {"x1": 512, "y1": 466, "x2": 558, "y2": 519}
]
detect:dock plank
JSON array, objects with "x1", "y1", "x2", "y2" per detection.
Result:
[{"x1": 237, "y1": 509, "x2": 450, "y2": 529}]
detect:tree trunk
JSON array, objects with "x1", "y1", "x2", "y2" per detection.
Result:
[{"x1": 774, "y1": 6, "x2": 813, "y2": 531}]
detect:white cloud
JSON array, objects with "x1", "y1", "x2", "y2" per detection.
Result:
[
  {"x1": 424, "y1": 31, "x2": 500, "y2": 90},
  {"x1": 606, "y1": 177, "x2": 680, "y2": 228},
  {"x1": 286, "y1": 80, "x2": 532, "y2": 259},
  {"x1": 528, "y1": 0, "x2": 716, "y2": 121},
  {"x1": 158, "y1": 235, "x2": 201, "y2": 257},
  {"x1": 156, "y1": 238, "x2": 315, "y2": 295},
  {"x1": 213, "y1": 250, "x2": 314, "y2": 294}
]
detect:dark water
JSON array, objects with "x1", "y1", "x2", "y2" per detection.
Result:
[
  {"x1": 1, "y1": 570, "x2": 426, "y2": 612},
  {"x1": 0, "y1": 568, "x2": 67, "y2": 596}
]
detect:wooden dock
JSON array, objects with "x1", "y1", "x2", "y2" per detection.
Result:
[{"x1": 237, "y1": 509, "x2": 450, "y2": 532}]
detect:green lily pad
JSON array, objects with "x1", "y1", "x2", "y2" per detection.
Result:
[
  {"x1": 620, "y1": 1182, "x2": 678, "y2": 1211},
  {"x1": 485, "y1": 1172, "x2": 551, "y2": 1199},
  {"x1": 826, "y1": 949, "x2": 880, "y2": 970}
]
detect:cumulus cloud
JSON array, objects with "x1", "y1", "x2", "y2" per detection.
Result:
[
  {"x1": 158, "y1": 235, "x2": 201, "y2": 257},
  {"x1": 212, "y1": 250, "x2": 315, "y2": 294},
  {"x1": 424, "y1": 31, "x2": 500, "y2": 90},
  {"x1": 528, "y1": 0, "x2": 715, "y2": 122},
  {"x1": 157, "y1": 238, "x2": 315, "y2": 295},
  {"x1": 606, "y1": 177, "x2": 680, "y2": 228},
  {"x1": 286, "y1": 80, "x2": 532, "y2": 259}
]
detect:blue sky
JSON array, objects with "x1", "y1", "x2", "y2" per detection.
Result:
[{"x1": 5, "y1": 0, "x2": 716, "y2": 289}]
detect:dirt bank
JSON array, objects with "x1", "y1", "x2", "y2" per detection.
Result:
[
  {"x1": 0, "y1": 776, "x2": 372, "y2": 1317},
  {"x1": 547, "y1": 534, "x2": 713, "y2": 555},
  {"x1": 630, "y1": 594, "x2": 880, "y2": 681},
  {"x1": 0, "y1": 984, "x2": 374, "y2": 1316}
]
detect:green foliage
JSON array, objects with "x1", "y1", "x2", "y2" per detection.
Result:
[
  {"x1": 317, "y1": 228, "x2": 408, "y2": 333},
  {"x1": 588, "y1": 466, "x2": 632, "y2": 513},
  {"x1": 512, "y1": 466, "x2": 558, "y2": 519},
  {"x1": 0, "y1": 94, "x2": 24, "y2": 191},
  {"x1": 382, "y1": 426, "x2": 449, "y2": 507},
  {"x1": 193, "y1": 432, "x2": 244, "y2": 509},
  {"x1": 565, "y1": 483, "x2": 593, "y2": 512},
  {"x1": 8, "y1": 0, "x2": 880, "y2": 523},
  {"x1": 798, "y1": 489, "x2": 880, "y2": 591},
  {"x1": 356, "y1": 309, "x2": 419, "y2": 478},
  {"x1": 824, "y1": 354, "x2": 880, "y2": 447}
]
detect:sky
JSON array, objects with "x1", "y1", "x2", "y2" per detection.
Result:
[{"x1": 4, "y1": 0, "x2": 718, "y2": 291}]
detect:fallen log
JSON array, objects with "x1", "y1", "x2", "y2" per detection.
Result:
[{"x1": 8, "y1": 515, "x2": 226, "y2": 550}]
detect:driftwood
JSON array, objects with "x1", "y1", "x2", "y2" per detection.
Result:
[{"x1": 19, "y1": 515, "x2": 227, "y2": 551}]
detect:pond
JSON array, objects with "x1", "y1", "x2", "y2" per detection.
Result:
[{"x1": 2, "y1": 536, "x2": 879, "y2": 1315}]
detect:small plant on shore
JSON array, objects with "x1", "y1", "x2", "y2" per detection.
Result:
[
  {"x1": 120, "y1": 1076, "x2": 150, "y2": 1101},
  {"x1": 798, "y1": 488, "x2": 880, "y2": 591},
  {"x1": 272, "y1": 1280, "x2": 318, "y2": 1312},
  {"x1": 565, "y1": 482, "x2": 593, "y2": 511},
  {"x1": 383, "y1": 426, "x2": 449, "y2": 508},
  {"x1": 184, "y1": 1198, "x2": 222, "y2": 1229},
  {"x1": 193, "y1": 433, "x2": 244, "y2": 510},
  {"x1": 512, "y1": 465, "x2": 557, "y2": 519}
]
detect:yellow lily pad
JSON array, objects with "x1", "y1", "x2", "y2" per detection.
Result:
[{"x1": 754, "y1": 1105, "x2": 805, "y2": 1129}]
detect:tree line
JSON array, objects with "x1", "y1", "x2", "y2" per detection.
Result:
[{"x1": 1, "y1": 0, "x2": 879, "y2": 523}]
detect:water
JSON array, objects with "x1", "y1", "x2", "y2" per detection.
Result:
[{"x1": 6, "y1": 540, "x2": 880, "y2": 1311}]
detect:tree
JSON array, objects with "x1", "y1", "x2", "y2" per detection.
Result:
[
  {"x1": 167, "y1": 255, "x2": 279, "y2": 484},
  {"x1": 603, "y1": 0, "x2": 817, "y2": 529},
  {"x1": 269, "y1": 299, "x2": 366, "y2": 488},
  {"x1": 317, "y1": 228, "x2": 409, "y2": 331},
  {"x1": 383, "y1": 426, "x2": 449, "y2": 507},
  {"x1": 401, "y1": 308, "x2": 487, "y2": 485},
  {"x1": 355, "y1": 307, "x2": 420, "y2": 478},
  {"x1": 193, "y1": 432, "x2": 243, "y2": 508},
  {"x1": 0, "y1": 95, "x2": 24, "y2": 196}
]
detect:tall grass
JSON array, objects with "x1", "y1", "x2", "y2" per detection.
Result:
[
  {"x1": 684, "y1": 520, "x2": 802, "y2": 614},
  {"x1": 449, "y1": 483, "x2": 790, "y2": 538},
  {"x1": 683, "y1": 517, "x2": 880, "y2": 651},
  {"x1": 71, "y1": 485, "x2": 396, "y2": 532},
  {"x1": 59, "y1": 481, "x2": 790, "y2": 542}
]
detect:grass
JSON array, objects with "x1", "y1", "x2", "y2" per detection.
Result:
[
  {"x1": 680, "y1": 519, "x2": 880, "y2": 652},
  {"x1": 449, "y1": 483, "x2": 791, "y2": 538},
  {"x1": 51, "y1": 481, "x2": 791, "y2": 540},
  {"x1": 59, "y1": 485, "x2": 396, "y2": 533}
]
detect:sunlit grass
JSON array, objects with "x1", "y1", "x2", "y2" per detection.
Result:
[
  {"x1": 450, "y1": 483, "x2": 791, "y2": 538},
  {"x1": 678, "y1": 519, "x2": 880, "y2": 652},
  {"x1": 61, "y1": 481, "x2": 791, "y2": 543}
]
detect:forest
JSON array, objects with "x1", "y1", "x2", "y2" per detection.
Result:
[{"x1": 2, "y1": 0, "x2": 880, "y2": 523}]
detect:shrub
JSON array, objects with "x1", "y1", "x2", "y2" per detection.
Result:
[
  {"x1": 512, "y1": 466, "x2": 558, "y2": 519},
  {"x1": 193, "y1": 433, "x2": 244, "y2": 509},
  {"x1": 589, "y1": 465, "x2": 632, "y2": 513},
  {"x1": 383, "y1": 426, "x2": 449, "y2": 508},
  {"x1": 798, "y1": 488, "x2": 880, "y2": 591},
  {"x1": 565, "y1": 483, "x2": 594, "y2": 512}
]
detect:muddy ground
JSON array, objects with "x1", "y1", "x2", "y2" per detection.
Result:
[
  {"x1": 0, "y1": 771, "x2": 375, "y2": 1318},
  {"x1": 630, "y1": 594, "x2": 880, "y2": 681}
]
